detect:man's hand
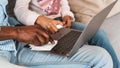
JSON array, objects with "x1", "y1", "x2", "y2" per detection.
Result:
[
  {"x1": 0, "y1": 25, "x2": 54, "y2": 46},
  {"x1": 62, "y1": 15, "x2": 72, "y2": 28},
  {"x1": 35, "y1": 16, "x2": 63, "y2": 34},
  {"x1": 15, "y1": 25, "x2": 54, "y2": 46}
]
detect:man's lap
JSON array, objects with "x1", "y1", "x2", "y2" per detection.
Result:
[
  {"x1": 0, "y1": 43, "x2": 112, "y2": 68},
  {"x1": 0, "y1": 45, "x2": 90, "y2": 68},
  {"x1": 17, "y1": 45, "x2": 107, "y2": 67}
]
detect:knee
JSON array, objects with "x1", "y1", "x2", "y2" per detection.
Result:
[
  {"x1": 94, "y1": 29, "x2": 107, "y2": 39},
  {"x1": 93, "y1": 46, "x2": 111, "y2": 58},
  {"x1": 79, "y1": 45, "x2": 113, "y2": 68},
  {"x1": 91, "y1": 46, "x2": 113, "y2": 67},
  {"x1": 78, "y1": 46, "x2": 112, "y2": 61}
]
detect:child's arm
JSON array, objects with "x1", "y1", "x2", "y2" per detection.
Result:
[
  {"x1": 14, "y1": 0, "x2": 40, "y2": 25},
  {"x1": 61, "y1": 0, "x2": 75, "y2": 21}
]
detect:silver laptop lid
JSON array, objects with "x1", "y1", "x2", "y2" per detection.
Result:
[{"x1": 69, "y1": 0, "x2": 117, "y2": 56}]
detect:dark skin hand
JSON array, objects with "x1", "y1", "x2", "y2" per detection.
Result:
[{"x1": 0, "y1": 25, "x2": 54, "y2": 46}]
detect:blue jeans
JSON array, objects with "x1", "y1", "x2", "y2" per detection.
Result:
[
  {"x1": 71, "y1": 22, "x2": 120, "y2": 68},
  {"x1": 0, "y1": 43, "x2": 113, "y2": 68}
]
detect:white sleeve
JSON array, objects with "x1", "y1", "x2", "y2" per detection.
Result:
[
  {"x1": 61, "y1": 0, "x2": 75, "y2": 21},
  {"x1": 14, "y1": 0, "x2": 40, "y2": 25}
]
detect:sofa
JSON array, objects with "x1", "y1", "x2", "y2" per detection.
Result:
[
  {"x1": 101, "y1": 13, "x2": 120, "y2": 61},
  {"x1": 3, "y1": 0, "x2": 120, "y2": 66}
]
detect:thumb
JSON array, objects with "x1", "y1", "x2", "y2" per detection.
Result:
[{"x1": 62, "y1": 22, "x2": 66, "y2": 26}]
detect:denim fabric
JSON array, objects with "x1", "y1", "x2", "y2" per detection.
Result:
[
  {"x1": 0, "y1": 5, "x2": 5, "y2": 23},
  {"x1": 0, "y1": 43, "x2": 113, "y2": 68},
  {"x1": 71, "y1": 22, "x2": 120, "y2": 68}
]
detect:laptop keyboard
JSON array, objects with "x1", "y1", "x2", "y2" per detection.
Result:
[{"x1": 51, "y1": 30, "x2": 81, "y2": 56}]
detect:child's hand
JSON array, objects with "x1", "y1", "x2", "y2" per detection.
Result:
[
  {"x1": 35, "y1": 16, "x2": 63, "y2": 34},
  {"x1": 63, "y1": 15, "x2": 72, "y2": 28}
]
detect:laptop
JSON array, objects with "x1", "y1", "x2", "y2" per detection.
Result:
[{"x1": 28, "y1": 0, "x2": 117, "y2": 57}]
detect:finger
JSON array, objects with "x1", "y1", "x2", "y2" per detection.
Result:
[
  {"x1": 35, "y1": 29, "x2": 49, "y2": 45},
  {"x1": 62, "y1": 22, "x2": 66, "y2": 25},
  {"x1": 47, "y1": 23, "x2": 55, "y2": 34},
  {"x1": 37, "y1": 28, "x2": 54, "y2": 44},
  {"x1": 63, "y1": 21, "x2": 67, "y2": 28},
  {"x1": 37, "y1": 29, "x2": 49, "y2": 40},
  {"x1": 67, "y1": 20, "x2": 71, "y2": 28},
  {"x1": 63, "y1": 19, "x2": 67, "y2": 26},
  {"x1": 50, "y1": 21, "x2": 58, "y2": 32},
  {"x1": 49, "y1": 36, "x2": 55, "y2": 44},
  {"x1": 47, "y1": 26, "x2": 54, "y2": 34},
  {"x1": 36, "y1": 35, "x2": 46, "y2": 46},
  {"x1": 37, "y1": 29, "x2": 54, "y2": 44},
  {"x1": 49, "y1": 22, "x2": 58, "y2": 32},
  {"x1": 30, "y1": 36, "x2": 41, "y2": 46}
]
